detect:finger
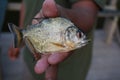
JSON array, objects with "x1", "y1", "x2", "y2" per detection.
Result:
[
  {"x1": 48, "y1": 52, "x2": 72, "y2": 65},
  {"x1": 34, "y1": 54, "x2": 49, "y2": 74},
  {"x1": 32, "y1": 10, "x2": 44, "y2": 24},
  {"x1": 42, "y1": 0, "x2": 59, "y2": 17},
  {"x1": 8, "y1": 47, "x2": 20, "y2": 60},
  {"x1": 45, "y1": 65, "x2": 58, "y2": 80}
]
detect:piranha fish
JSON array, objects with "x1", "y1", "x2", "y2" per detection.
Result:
[{"x1": 8, "y1": 17, "x2": 88, "y2": 56}]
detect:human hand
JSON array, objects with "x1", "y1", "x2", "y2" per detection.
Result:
[
  {"x1": 8, "y1": 46, "x2": 20, "y2": 60},
  {"x1": 32, "y1": 0, "x2": 72, "y2": 80}
]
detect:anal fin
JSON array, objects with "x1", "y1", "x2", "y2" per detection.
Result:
[{"x1": 24, "y1": 37, "x2": 41, "y2": 61}]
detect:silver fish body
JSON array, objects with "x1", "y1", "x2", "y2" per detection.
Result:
[{"x1": 8, "y1": 17, "x2": 88, "y2": 54}]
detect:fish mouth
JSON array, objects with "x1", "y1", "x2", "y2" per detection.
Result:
[{"x1": 76, "y1": 39, "x2": 90, "y2": 48}]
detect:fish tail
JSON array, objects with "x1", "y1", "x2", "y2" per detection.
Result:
[{"x1": 8, "y1": 23, "x2": 23, "y2": 48}]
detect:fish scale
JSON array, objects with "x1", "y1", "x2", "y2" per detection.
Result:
[{"x1": 8, "y1": 17, "x2": 88, "y2": 54}]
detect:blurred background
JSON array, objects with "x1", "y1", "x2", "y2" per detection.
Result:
[{"x1": 0, "y1": 0, "x2": 120, "y2": 80}]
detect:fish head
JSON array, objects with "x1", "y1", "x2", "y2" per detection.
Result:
[{"x1": 64, "y1": 25, "x2": 89, "y2": 50}]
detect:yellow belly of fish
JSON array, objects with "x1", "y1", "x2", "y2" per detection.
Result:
[{"x1": 28, "y1": 36, "x2": 66, "y2": 53}]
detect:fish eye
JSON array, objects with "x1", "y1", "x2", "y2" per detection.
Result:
[{"x1": 76, "y1": 30, "x2": 82, "y2": 38}]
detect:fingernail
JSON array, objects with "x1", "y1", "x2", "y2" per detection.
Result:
[{"x1": 34, "y1": 60, "x2": 45, "y2": 74}]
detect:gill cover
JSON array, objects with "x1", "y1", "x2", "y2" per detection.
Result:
[{"x1": 8, "y1": 23, "x2": 23, "y2": 48}]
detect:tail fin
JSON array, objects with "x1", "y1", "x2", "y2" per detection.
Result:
[{"x1": 8, "y1": 23, "x2": 23, "y2": 48}]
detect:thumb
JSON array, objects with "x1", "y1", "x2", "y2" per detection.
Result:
[{"x1": 42, "y1": 0, "x2": 59, "y2": 17}]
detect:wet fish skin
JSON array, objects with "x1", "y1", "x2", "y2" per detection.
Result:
[{"x1": 8, "y1": 17, "x2": 88, "y2": 54}]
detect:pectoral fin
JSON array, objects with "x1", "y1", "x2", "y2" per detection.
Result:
[{"x1": 51, "y1": 42, "x2": 65, "y2": 48}]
